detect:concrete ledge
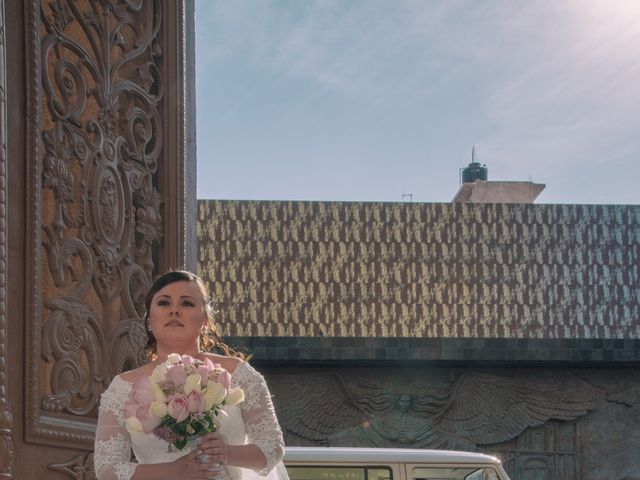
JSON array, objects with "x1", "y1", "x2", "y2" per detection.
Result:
[
  {"x1": 223, "y1": 336, "x2": 640, "y2": 366},
  {"x1": 452, "y1": 180, "x2": 546, "y2": 203}
]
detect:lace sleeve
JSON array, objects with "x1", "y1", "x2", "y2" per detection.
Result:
[
  {"x1": 234, "y1": 363, "x2": 285, "y2": 475},
  {"x1": 94, "y1": 376, "x2": 138, "y2": 480}
]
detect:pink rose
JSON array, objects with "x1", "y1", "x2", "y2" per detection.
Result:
[
  {"x1": 166, "y1": 364, "x2": 186, "y2": 387},
  {"x1": 196, "y1": 365, "x2": 209, "y2": 379},
  {"x1": 187, "y1": 390, "x2": 205, "y2": 414},
  {"x1": 181, "y1": 355, "x2": 195, "y2": 367},
  {"x1": 197, "y1": 358, "x2": 214, "y2": 379},
  {"x1": 136, "y1": 403, "x2": 162, "y2": 433},
  {"x1": 167, "y1": 393, "x2": 189, "y2": 422},
  {"x1": 217, "y1": 369, "x2": 231, "y2": 390},
  {"x1": 124, "y1": 399, "x2": 139, "y2": 418},
  {"x1": 131, "y1": 377, "x2": 155, "y2": 405}
]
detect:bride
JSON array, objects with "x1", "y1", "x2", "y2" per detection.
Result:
[{"x1": 95, "y1": 270, "x2": 288, "y2": 480}]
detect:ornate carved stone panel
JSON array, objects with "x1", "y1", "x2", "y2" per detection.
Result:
[{"x1": 25, "y1": 0, "x2": 193, "y2": 449}]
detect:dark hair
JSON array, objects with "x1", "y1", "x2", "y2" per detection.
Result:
[{"x1": 143, "y1": 270, "x2": 244, "y2": 360}]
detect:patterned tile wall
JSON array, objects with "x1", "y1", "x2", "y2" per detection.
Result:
[{"x1": 197, "y1": 201, "x2": 640, "y2": 339}]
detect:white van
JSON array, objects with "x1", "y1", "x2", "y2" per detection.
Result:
[{"x1": 283, "y1": 447, "x2": 511, "y2": 480}]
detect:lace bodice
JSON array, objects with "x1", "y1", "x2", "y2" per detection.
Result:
[{"x1": 94, "y1": 362, "x2": 286, "y2": 480}]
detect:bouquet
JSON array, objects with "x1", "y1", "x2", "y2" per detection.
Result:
[{"x1": 124, "y1": 353, "x2": 245, "y2": 450}]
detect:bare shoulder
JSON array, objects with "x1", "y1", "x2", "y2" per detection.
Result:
[
  {"x1": 200, "y1": 353, "x2": 244, "y2": 373},
  {"x1": 119, "y1": 362, "x2": 155, "y2": 383}
]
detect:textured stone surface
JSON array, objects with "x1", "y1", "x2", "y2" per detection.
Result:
[{"x1": 198, "y1": 200, "x2": 640, "y2": 339}]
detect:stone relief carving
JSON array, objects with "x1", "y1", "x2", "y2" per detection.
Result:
[
  {"x1": 0, "y1": 0, "x2": 13, "y2": 476},
  {"x1": 108, "y1": 317, "x2": 147, "y2": 378},
  {"x1": 29, "y1": 0, "x2": 165, "y2": 445},
  {"x1": 40, "y1": 297, "x2": 107, "y2": 415},
  {"x1": 48, "y1": 453, "x2": 95, "y2": 480},
  {"x1": 580, "y1": 369, "x2": 640, "y2": 406},
  {"x1": 575, "y1": 370, "x2": 640, "y2": 480},
  {"x1": 270, "y1": 370, "x2": 594, "y2": 450},
  {"x1": 486, "y1": 421, "x2": 580, "y2": 480},
  {"x1": 269, "y1": 368, "x2": 640, "y2": 480},
  {"x1": 0, "y1": 400, "x2": 13, "y2": 480}
]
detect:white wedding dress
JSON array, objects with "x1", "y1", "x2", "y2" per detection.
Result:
[{"x1": 94, "y1": 361, "x2": 289, "y2": 480}]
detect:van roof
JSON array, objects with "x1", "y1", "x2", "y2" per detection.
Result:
[{"x1": 283, "y1": 447, "x2": 501, "y2": 465}]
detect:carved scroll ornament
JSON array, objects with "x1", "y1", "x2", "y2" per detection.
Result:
[{"x1": 49, "y1": 453, "x2": 95, "y2": 480}]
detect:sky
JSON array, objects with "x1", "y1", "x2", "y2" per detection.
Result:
[{"x1": 195, "y1": 0, "x2": 640, "y2": 205}]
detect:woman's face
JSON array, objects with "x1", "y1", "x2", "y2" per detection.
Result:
[{"x1": 148, "y1": 280, "x2": 208, "y2": 351}]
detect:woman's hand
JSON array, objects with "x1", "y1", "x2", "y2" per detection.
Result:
[
  {"x1": 197, "y1": 432, "x2": 230, "y2": 465},
  {"x1": 173, "y1": 432, "x2": 266, "y2": 473},
  {"x1": 163, "y1": 448, "x2": 226, "y2": 480}
]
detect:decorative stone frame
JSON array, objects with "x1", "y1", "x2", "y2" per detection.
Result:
[{"x1": 0, "y1": 0, "x2": 14, "y2": 475}]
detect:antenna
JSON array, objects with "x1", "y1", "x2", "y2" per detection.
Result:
[
  {"x1": 401, "y1": 193, "x2": 413, "y2": 202},
  {"x1": 472, "y1": 145, "x2": 478, "y2": 163}
]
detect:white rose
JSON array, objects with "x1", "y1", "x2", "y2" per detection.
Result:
[
  {"x1": 125, "y1": 416, "x2": 143, "y2": 433},
  {"x1": 225, "y1": 387, "x2": 245, "y2": 406},
  {"x1": 152, "y1": 383, "x2": 167, "y2": 403},
  {"x1": 203, "y1": 382, "x2": 226, "y2": 411},
  {"x1": 150, "y1": 363, "x2": 167, "y2": 383},
  {"x1": 184, "y1": 374, "x2": 202, "y2": 395},
  {"x1": 167, "y1": 353, "x2": 181, "y2": 364},
  {"x1": 150, "y1": 400, "x2": 168, "y2": 418}
]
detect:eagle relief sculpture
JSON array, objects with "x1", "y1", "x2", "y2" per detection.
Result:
[{"x1": 269, "y1": 371, "x2": 594, "y2": 450}]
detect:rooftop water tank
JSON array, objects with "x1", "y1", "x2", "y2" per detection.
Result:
[
  {"x1": 461, "y1": 162, "x2": 488, "y2": 183},
  {"x1": 461, "y1": 147, "x2": 488, "y2": 183}
]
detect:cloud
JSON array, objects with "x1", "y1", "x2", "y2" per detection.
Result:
[
  {"x1": 197, "y1": 1, "x2": 482, "y2": 99},
  {"x1": 195, "y1": 0, "x2": 640, "y2": 203},
  {"x1": 479, "y1": 0, "x2": 640, "y2": 178}
]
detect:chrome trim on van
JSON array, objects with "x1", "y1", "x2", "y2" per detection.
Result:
[{"x1": 283, "y1": 447, "x2": 502, "y2": 465}]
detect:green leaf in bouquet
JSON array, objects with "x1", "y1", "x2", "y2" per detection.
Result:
[{"x1": 174, "y1": 437, "x2": 188, "y2": 450}]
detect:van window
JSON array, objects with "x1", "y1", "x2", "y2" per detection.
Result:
[
  {"x1": 287, "y1": 466, "x2": 392, "y2": 480},
  {"x1": 412, "y1": 466, "x2": 499, "y2": 480}
]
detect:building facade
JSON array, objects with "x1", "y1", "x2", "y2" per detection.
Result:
[{"x1": 199, "y1": 199, "x2": 640, "y2": 480}]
